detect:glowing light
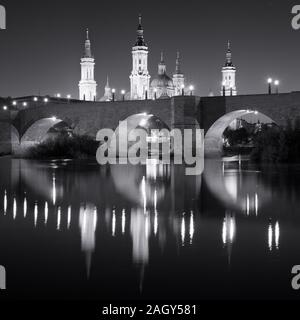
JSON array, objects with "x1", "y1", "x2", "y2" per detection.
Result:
[
  {"x1": 57, "y1": 207, "x2": 61, "y2": 230},
  {"x1": 51, "y1": 116, "x2": 57, "y2": 122},
  {"x1": 255, "y1": 193, "x2": 259, "y2": 216},
  {"x1": 139, "y1": 118, "x2": 148, "y2": 127},
  {"x1": 122, "y1": 209, "x2": 126, "y2": 234},
  {"x1": 44, "y1": 98, "x2": 49, "y2": 103},
  {"x1": 141, "y1": 176, "x2": 147, "y2": 213},
  {"x1": 56, "y1": 93, "x2": 61, "y2": 98},
  {"x1": 189, "y1": 212, "x2": 195, "y2": 244},
  {"x1": 181, "y1": 84, "x2": 185, "y2": 89},
  {"x1": 268, "y1": 78, "x2": 273, "y2": 84},
  {"x1": 112, "y1": 210, "x2": 116, "y2": 237},
  {"x1": 67, "y1": 94, "x2": 71, "y2": 99},
  {"x1": 3, "y1": 106, "x2": 7, "y2": 110},
  {"x1": 23, "y1": 197, "x2": 27, "y2": 218},
  {"x1": 67, "y1": 206, "x2": 71, "y2": 229},
  {"x1": 23, "y1": 102, "x2": 27, "y2": 107},
  {"x1": 93, "y1": 207, "x2": 98, "y2": 232},
  {"x1": 181, "y1": 214, "x2": 186, "y2": 246},
  {"x1": 34, "y1": 202, "x2": 38, "y2": 227},
  {"x1": 189, "y1": 85, "x2": 194, "y2": 91},
  {"x1": 268, "y1": 223, "x2": 273, "y2": 251},
  {"x1": 121, "y1": 90, "x2": 126, "y2": 95},
  {"x1": 275, "y1": 221, "x2": 280, "y2": 250},
  {"x1": 52, "y1": 173, "x2": 56, "y2": 205},
  {"x1": 112, "y1": 89, "x2": 116, "y2": 94},
  {"x1": 44, "y1": 202, "x2": 48, "y2": 225},
  {"x1": 222, "y1": 218, "x2": 227, "y2": 245},
  {"x1": 13, "y1": 197, "x2": 17, "y2": 220},
  {"x1": 254, "y1": 111, "x2": 258, "y2": 115},
  {"x1": 33, "y1": 97, "x2": 38, "y2": 102},
  {"x1": 246, "y1": 194, "x2": 250, "y2": 216},
  {"x1": 274, "y1": 80, "x2": 279, "y2": 86},
  {"x1": 3, "y1": 191, "x2": 7, "y2": 215},
  {"x1": 12, "y1": 101, "x2": 17, "y2": 106}
]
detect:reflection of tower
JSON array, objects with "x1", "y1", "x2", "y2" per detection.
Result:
[
  {"x1": 79, "y1": 29, "x2": 97, "y2": 101},
  {"x1": 222, "y1": 212, "x2": 236, "y2": 265},
  {"x1": 268, "y1": 220, "x2": 280, "y2": 251},
  {"x1": 79, "y1": 204, "x2": 98, "y2": 278},
  {"x1": 130, "y1": 15, "x2": 150, "y2": 100},
  {"x1": 221, "y1": 41, "x2": 237, "y2": 96},
  {"x1": 130, "y1": 208, "x2": 150, "y2": 292},
  {"x1": 173, "y1": 52, "x2": 185, "y2": 96}
]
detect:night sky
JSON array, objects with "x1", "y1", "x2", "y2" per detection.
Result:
[{"x1": 0, "y1": 0, "x2": 299, "y2": 98}]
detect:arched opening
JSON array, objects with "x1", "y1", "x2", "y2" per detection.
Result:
[
  {"x1": 112, "y1": 113, "x2": 171, "y2": 157},
  {"x1": 21, "y1": 117, "x2": 70, "y2": 146},
  {"x1": 205, "y1": 110, "x2": 275, "y2": 157}
]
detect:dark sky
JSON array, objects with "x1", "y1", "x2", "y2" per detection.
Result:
[{"x1": 0, "y1": 0, "x2": 299, "y2": 98}]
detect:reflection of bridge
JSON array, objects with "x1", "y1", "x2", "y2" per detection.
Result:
[{"x1": 2, "y1": 92, "x2": 300, "y2": 156}]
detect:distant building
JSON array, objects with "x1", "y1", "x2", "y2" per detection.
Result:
[
  {"x1": 221, "y1": 42, "x2": 237, "y2": 96},
  {"x1": 100, "y1": 77, "x2": 113, "y2": 102},
  {"x1": 79, "y1": 29, "x2": 97, "y2": 101},
  {"x1": 150, "y1": 53, "x2": 175, "y2": 99}
]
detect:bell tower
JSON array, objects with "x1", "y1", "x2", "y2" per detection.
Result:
[
  {"x1": 130, "y1": 15, "x2": 150, "y2": 100},
  {"x1": 79, "y1": 29, "x2": 97, "y2": 101}
]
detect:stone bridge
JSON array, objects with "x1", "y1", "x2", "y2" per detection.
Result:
[{"x1": 1, "y1": 92, "x2": 300, "y2": 157}]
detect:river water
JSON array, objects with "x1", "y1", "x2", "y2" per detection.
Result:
[{"x1": 0, "y1": 156, "x2": 300, "y2": 300}]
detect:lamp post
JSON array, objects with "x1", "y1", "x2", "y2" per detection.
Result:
[
  {"x1": 268, "y1": 78, "x2": 273, "y2": 94},
  {"x1": 112, "y1": 89, "x2": 116, "y2": 102},
  {"x1": 274, "y1": 80, "x2": 279, "y2": 94},
  {"x1": 3, "y1": 106, "x2": 7, "y2": 111},
  {"x1": 121, "y1": 90, "x2": 126, "y2": 101},
  {"x1": 145, "y1": 90, "x2": 148, "y2": 100},
  {"x1": 189, "y1": 85, "x2": 194, "y2": 96},
  {"x1": 154, "y1": 88, "x2": 157, "y2": 100}
]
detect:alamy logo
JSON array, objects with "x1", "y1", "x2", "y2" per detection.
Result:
[
  {"x1": 0, "y1": 5, "x2": 6, "y2": 30},
  {"x1": 292, "y1": 5, "x2": 300, "y2": 30},
  {"x1": 0, "y1": 265, "x2": 6, "y2": 290}
]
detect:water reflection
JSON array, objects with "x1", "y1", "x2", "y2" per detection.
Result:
[{"x1": 0, "y1": 157, "x2": 299, "y2": 298}]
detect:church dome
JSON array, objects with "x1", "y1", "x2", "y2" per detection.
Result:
[{"x1": 151, "y1": 74, "x2": 173, "y2": 88}]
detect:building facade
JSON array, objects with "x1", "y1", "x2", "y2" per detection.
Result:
[{"x1": 79, "y1": 29, "x2": 97, "y2": 101}]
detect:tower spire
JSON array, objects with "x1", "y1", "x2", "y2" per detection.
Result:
[
  {"x1": 84, "y1": 28, "x2": 92, "y2": 58},
  {"x1": 225, "y1": 40, "x2": 232, "y2": 66},
  {"x1": 158, "y1": 52, "x2": 166, "y2": 75},
  {"x1": 175, "y1": 51, "x2": 182, "y2": 74},
  {"x1": 135, "y1": 14, "x2": 146, "y2": 46}
]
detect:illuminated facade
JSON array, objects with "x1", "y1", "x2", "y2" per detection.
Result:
[
  {"x1": 79, "y1": 29, "x2": 97, "y2": 101},
  {"x1": 221, "y1": 41, "x2": 237, "y2": 96}
]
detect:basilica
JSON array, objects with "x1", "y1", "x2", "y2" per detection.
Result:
[{"x1": 78, "y1": 16, "x2": 237, "y2": 102}]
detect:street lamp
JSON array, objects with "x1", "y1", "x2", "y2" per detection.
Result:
[
  {"x1": 3, "y1": 106, "x2": 7, "y2": 111},
  {"x1": 189, "y1": 85, "x2": 194, "y2": 96},
  {"x1": 267, "y1": 78, "x2": 273, "y2": 94},
  {"x1": 112, "y1": 89, "x2": 116, "y2": 102},
  {"x1": 33, "y1": 97, "x2": 38, "y2": 102},
  {"x1": 44, "y1": 98, "x2": 49, "y2": 103},
  {"x1": 23, "y1": 102, "x2": 28, "y2": 107},
  {"x1": 121, "y1": 90, "x2": 126, "y2": 101},
  {"x1": 12, "y1": 101, "x2": 17, "y2": 106},
  {"x1": 274, "y1": 80, "x2": 279, "y2": 94},
  {"x1": 67, "y1": 94, "x2": 71, "y2": 99},
  {"x1": 51, "y1": 116, "x2": 57, "y2": 122},
  {"x1": 56, "y1": 93, "x2": 61, "y2": 98},
  {"x1": 154, "y1": 88, "x2": 157, "y2": 100}
]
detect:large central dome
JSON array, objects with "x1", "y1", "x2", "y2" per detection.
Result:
[{"x1": 151, "y1": 73, "x2": 173, "y2": 88}]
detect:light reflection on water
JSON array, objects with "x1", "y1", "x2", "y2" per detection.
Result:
[{"x1": 0, "y1": 156, "x2": 300, "y2": 299}]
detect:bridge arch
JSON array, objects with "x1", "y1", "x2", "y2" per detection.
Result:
[{"x1": 205, "y1": 110, "x2": 275, "y2": 157}]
